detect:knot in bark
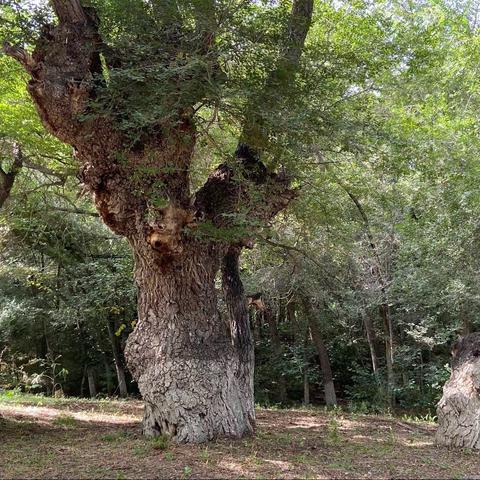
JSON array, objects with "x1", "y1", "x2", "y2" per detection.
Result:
[{"x1": 146, "y1": 205, "x2": 197, "y2": 256}]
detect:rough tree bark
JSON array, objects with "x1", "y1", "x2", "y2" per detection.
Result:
[
  {"x1": 302, "y1": 298, "x2": 337, "y2": 406},
  {"x1": 3, "y1": 0, "x2": 312, "y2": 442},
  {"x1": 436, "y1": 333, "x2": 480, "y2": 450},
  {"x1": 0, "y1": 143, "x2": 23, "y2": 209},
  {"x1": 308, "y1": 316, "x2": 337, "y2": 406}
]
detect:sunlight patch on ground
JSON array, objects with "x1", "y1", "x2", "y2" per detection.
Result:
[
  {"x1": 263, "y1": 458, "x2": 295, "y2": 471},
  {"x1": 216, "y1": 459, "x2": 250, "y2": 476},
  {"x1": 0, "y1": 404, "x2": 139, "y2": 425},
  {"x1": 283, "y1": 416, "x2": 323, "y2": 430}
]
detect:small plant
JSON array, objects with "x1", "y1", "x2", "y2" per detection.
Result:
[
  {"x1": 181, "y1": 466, "x2": 192, "y2": 479},
  {"x1": 199, "y1": 446, "x2": 210, "y2": 464},
  {"x1": 326, "y1": 417, "x2": 341, "y2": 445},
  {"x1": 151, "y1": 433, "x2": 169, "y2": 450},
  {"x1": 386, "y1": 427, "x2": 396, "y2": 448},
  {"x1": 133, "y1": 445, "x2": 150, "y2": 457},
  {"x1": 164, "y1": 452, "x2": 174, "y2": 461},
  {"x1": 248, "y1": 451, "x2": 264, "y2": 466},
  {"x1": 53, "y1": 414, "x2": 77, "y2": 428},
  {"x1": 101, "y1": 431, "x2": 131, "y2": 443},
  {"x1": 401, "y1": 412, "x2": 437, "y2": 424},
  {"x1": 462, "y1": 447, "x2": 474, "y2": 456},
  {"x1": 294, "y1": 453, "x2": 309, "y2": 464}
]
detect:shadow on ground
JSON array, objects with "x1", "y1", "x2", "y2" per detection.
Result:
[{"x1": 1, "y1": 397, "x2": 479, "y2": 479}]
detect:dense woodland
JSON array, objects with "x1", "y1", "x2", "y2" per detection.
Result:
[{"x1": 1, "y1": 0, "x2": 480, "y2": 441}]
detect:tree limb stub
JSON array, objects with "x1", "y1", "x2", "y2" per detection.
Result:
[{"x1": 1, "y1": 42, "x2": 36, "y2": 74}]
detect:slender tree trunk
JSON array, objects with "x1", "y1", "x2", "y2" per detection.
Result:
[
  {"x1": 301, "y1": 298, "x2": 337, "y2": 406},
  {"x1": 303, "y1": 326, "x2": 311, "y2": 405},
  {"x1": 87, "y1": 367, "x2": 97, "y2": 398},
  {"x1": 80, "y1": 365, "x2": 87, "y2": 397},
  {"x1": 104, "y1": 358, "x2": 113, "y2": 395},
  {"x1": 125, "y1": 243, "x2": 255, "y2": 443},
  {"x1": 363, "y1": 313, "x2": 380, "y2": 376},
  {"x1": 303, "y1": 370, "x2": 310, "y2": 405},
  {"x1": 379, "y1": 303, "x2": 395, "y2": 406},
  {"x1": 264, "y1": 304, "x2": 287, "y2": 404},
  {"x1": 308, "y1": 316, "x2": 337, "y2": 406},
  {"x1": 107, "y1": 319, "x2": 128, "y2": 397}
]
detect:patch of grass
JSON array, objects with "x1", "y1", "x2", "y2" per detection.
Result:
[
  {"x1": 151, "y1": 433, "x2": 170, "y2": 450},
  {"x1": 0, "y1": 390, "x2": 137, "y2": 416},
  {"x1": 53, "y1": 414, "x2": 78, "y2": 428},
  {"x1": 273, "y1": 432, "x2": 293, "y2": 445},
  {"x1": 132, "y1": 444, "x2": 151, "y2": 457},
  {"x1": 3, "y1": 393, "x2": 480, "y2": 480},
  {"x1": 101, "y1": 431, "x2": 132, "y2": 443},
  {"x1": 325, "y1": 417, "x2": 341, "y2": 445},
  {"x1": 327, "y1": 458, "x2": 354, "y2": 472},
  {"x1": 401, "y1": 412, "x2": 437, "y2": 424},
  {"x1": 293, "y1": 453, "x2": 311, "y2": 464},
  {"x1": 247, "y1": 451, "x2": 264, "y2": 466},
  {"x1": 199, "y1": 446, "x2": 211, "y2": 464}
]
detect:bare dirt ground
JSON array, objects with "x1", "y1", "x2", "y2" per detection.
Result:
[{"x1": 0, "y1": 393, "x2": 479, "y2": 479}]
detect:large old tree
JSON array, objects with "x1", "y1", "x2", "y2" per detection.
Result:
[
  {"x1": 2, "y1": 0, "x2": 312, "y2": 442},
  {"x1": 436, "y1": 333, "x2": 480, "y2": 450}
]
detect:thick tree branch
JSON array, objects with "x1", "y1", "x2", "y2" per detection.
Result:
[
  {"x1": 194, "y1": 162, "x2": 297, "y2": 234},
  {"x1": 282, "y1": 0, "x2": 314, "y2": 68},
  {"x1": 50, "y1": 0, "x2": 89, "y2": 24},
  {"x1": 1, "y1": 42, "x2": 35, "y2": 73},
  {"x1": 50, "y1": 206, "x2": 99, "y2": 217},
  {"x1": 23, "y1": 159, "x2": 67, "y2": 181},
  {"x1": 192, "y1": 0, "x2": 217, "y2": 53}
]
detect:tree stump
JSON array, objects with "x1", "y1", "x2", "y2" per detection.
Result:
[{"x1": 436, "y1": 333, "x2": 480, "y2": 449}]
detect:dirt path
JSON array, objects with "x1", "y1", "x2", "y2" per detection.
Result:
[{"x1": 0, "y1": 394, "x2": 478, "y2": 479}]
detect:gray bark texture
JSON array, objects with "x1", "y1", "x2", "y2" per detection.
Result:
[
  {"x1": 124, "y1": 242, "x2": 255, "y2": 442},
  {"x1": 436, "y1": 333, "x2": 480, "y2": 449}
]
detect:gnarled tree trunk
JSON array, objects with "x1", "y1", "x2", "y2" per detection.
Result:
[
  {"x1": 125, "y1": 242, "x2": 255, "y2": 442},
  {"x1": 436, "y1": 333, "x2": 480, "y2": 450},
  {"x1": 3, "y1": 0, "x2": 311, "y2": 442}
]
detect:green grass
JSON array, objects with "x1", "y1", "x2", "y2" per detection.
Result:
[
  {"x1": 1, "y1": 392, "x2": 479, "y2": 480},
  {"x1": 53, "y1": 414, "x2": 78, "y2": 428},
  {"x1": 101, "y1": 431, "x2": 132, "y2": 443},
  {"x1": 151, "y1": 433, "x2": 170, "y2": 450}
]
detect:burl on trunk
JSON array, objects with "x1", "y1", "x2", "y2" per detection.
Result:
[
  {"x1": 3, "y1": 0, "x2": 311, "y2": 442},
  {"x1": 436, "y1": 332, "x2": 480, "y2": 450}
]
